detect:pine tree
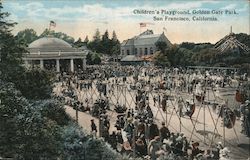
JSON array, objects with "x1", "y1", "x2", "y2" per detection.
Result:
[
  {"x1": 93, "y1": 29, "x2": 101, "y2": 41},
  {"x1": 84, "y1": 36, "x2": 89, "y2": 44},
  {"x1": 74, "y1": 38, "x2": 85, "y2": 47},
  {"x1": 0, "y1": 2, "x2": 53, "y2": 100},
  {"x1": 77, "y1": 37, "x2": 82, "y2": 43},
  {"x1": 101, "y1": 30, "x2": 111, "y2": 54},
  {"x1": 111, "y1": 30, "x2": 118, "y2": 42},
  {"x1": 102, "y1": 30, "x2": 109, "y2": 41},
  {"x1": 0, "y1": 2, "x2": 26, "y2": 83},
  {"x1": 110, "y1": 30, "x2": 120, "y2": 55},
  {"x1": 88, "y1": 29, "x2": 102, "y2": 53},
  {"x1": 0, "y1": 2, "x2": 16, "y2": 34}
]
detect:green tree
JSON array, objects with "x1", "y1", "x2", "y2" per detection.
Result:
[
  {"x1": 93, "y1": 29, "x2": 101, "y2": 41},
  {"x1": 92, "y1": 53, "x2": 101, "y2": 64},
  {"x1": 155, "y1": 41, "x2": 167, "y2": 53},
  {"x1": 88, "y1": 29, "x2": 103, "y2": 53},
  {"x1": 111, "y1": 30, "x2": 118, "y2": 42},
  {"x1": 0, "y1": 81, "x2": 62, "y2": 159},
  {"x1": 235, "y1": 33, "x2": 250, "y2": 48},
  {"x1": 88, "y1": 29, "x2": 121, "y2": 55},
  {"x1": 110, "y1": 30, "x2": 120, "y2": 55},
  {"x1": 84, "y1": 35, "x2": 89, "y2": 44},
  {"x1": 86, "y1": 53, "x2": 101, "y2": 65},
  {"x1": 0, "y1": 3, "x2": 124, "y2": 160},
  {"x1": 165, "y1": 44, "x2": 178, "y2": 66},
  {"x1": 74, "y1": 37, "x2": 86, "y2": 48},
  {"x1": 101, "y1": 30, "x2": 111, "y2": 54},
  {"x1": 154, "y1": 53, "x2": 170, "y2": 67},
  {"x1": 179, "y1": 42, "x2": 196, "y2": 50},
  {"x1": 16, "y1": 69, "x2": 54, "y2": 100},
  {"x1": 61, "y1": 123, "x2": 88, "y2": 159},
  {"x1": 0, "y1": 81, "x2": 29, "y2": 157},
  {"x1": 16, "y1": 28, "x2": 38, "y2": 45},
  {"x1": 39, "y1": 29, "x2": 75, "y2": 44},
  {"x1": 83, "y1": 138, "x2": 118, "y2": 160},
  {"x1": 39, "y1": 28, "x2": 51, "y2": 37},
  {"x1": 0, "y1": 2, "x2": 26, "y2": 84}
]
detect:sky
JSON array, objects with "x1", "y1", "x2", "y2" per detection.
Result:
[{"x1": 2, "y1": 0, "x2": 250, "y2": 44}]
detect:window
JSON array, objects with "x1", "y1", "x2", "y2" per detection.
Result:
[
  {"x1": 140, "y1": 48, "x2": 142, "y2": 55},
  {"x1": 122, "y1": 50, "x2": 124, "y2": 55},
  {"x1": 126, "y1": 49, "x2": 130, "y2": 55},
  {"x1": 134, "y1": 48, "x2": 137, "y2": 55},
  {"x1": 144, "y1": 48, "x2": 148, "y2": 55},
  {"x1": 150, "y1": 47, "x2": 153, "y2": 54}
]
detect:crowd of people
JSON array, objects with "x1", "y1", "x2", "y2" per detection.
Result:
[{"x1": 53, "y1": 64, "x2": 249, "y2": 160}]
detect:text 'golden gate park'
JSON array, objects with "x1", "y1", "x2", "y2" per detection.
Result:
[{"x1": 133, "y1": 9, "x2": 238, "y2": 15}]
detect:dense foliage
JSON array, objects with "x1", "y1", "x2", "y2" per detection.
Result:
[
  {"x1": 0, "y1": 3, "x2": 123, "y2": 159},
  {"x1": 0, "y1": 81, "x2": 62, "y2": 159},
  {"x1": 86, "y1": 52, "x2": 102, "y2": 65},
  {"x1": 16, "y1": 28, "x2": 75, "y2": 45},
  {"x1": 16, "y1": 28, "x2": 39, "y2": 45},
  {"x1": 39, "y1": 28, "x2": 75, "y2": 44},
  {"x1": 154, "y1": 35, "x2": 250, "y2": 72},
  {"x1": 87, "y1": 29, "x2": 121, "y2": 55},
  {"x1": 15, "y1": 69, "x2": 54, "y2": 100},
  {"x1": 0, "y1": 80, "x2": 122, "y2": 159}
]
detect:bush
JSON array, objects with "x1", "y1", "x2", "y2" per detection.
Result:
[
  {"x1": 61, "y1": 123, "x2": 88, "y2": 160},
  {"x1": 0, "y1": 80, "x2": 123, "y2": 160},
  {"x1": 0, "y1": 80, "x2": 62, "y2": 159},
  {"x1": 16, "y1": 69, "x2": 54, "y2": 100},
  {"x1": 86, "y1": 53, "x2": 101, "y2": 65},
  {"x1": 32, "y1": 99, "x2": 71, "y2": 126}
]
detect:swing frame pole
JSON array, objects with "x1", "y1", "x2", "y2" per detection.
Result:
[{"x1": 223, "y1": 101, "x2": 226, "y2": 147}]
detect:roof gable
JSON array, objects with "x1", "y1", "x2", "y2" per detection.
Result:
[
  {"x1": 121, "y1": 30, "x2": 172, "y2": 47},
  {"x1": 134, "y1": 35, "x2": 161, "y2": 46}
]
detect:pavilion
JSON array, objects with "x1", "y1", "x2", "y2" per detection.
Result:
[{"x1": 23, "y1": 37, "x2": 88, "y2": 72}]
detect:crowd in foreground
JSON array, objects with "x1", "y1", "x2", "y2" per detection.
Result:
[{"x1": 54, "y1": 64, "x2": 250, "y2": 160}]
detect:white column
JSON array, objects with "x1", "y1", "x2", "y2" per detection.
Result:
[
  {"x1": 82, "y1": 58, "x2": 86, "y2": 70},
  {"x1": 70, "y1": 59, "x2": 74, "y2": 72},
  {"x1": 40, "y1": 59, "x2": 44, "y2": 69},
  {"x1": 24, "y1": 60, "x2": 29, "y2": 68},
  {"x1": 56, "y1": 59, "x2": 60, "y2": 72}
]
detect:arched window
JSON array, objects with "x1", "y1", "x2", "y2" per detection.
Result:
[
  {"x1": 126, "y1": 49, "x2": 130, "y2": 55},
  {"x1": 144, "y1": 48, "x2": 148, "y2": 55},
  {"x1": 134, "y1": 48, "x2": 137, "y2": 55},
  {"x1": 140, "y1": 48, "x2": 142, "y2": 55},
  {"x1": 150, "y1": 47, "x2": 153, "y2": 54}
]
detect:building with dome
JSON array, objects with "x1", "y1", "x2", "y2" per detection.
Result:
[{"x1": 23, "y1": 37, "x2": 88, "y2": 72}]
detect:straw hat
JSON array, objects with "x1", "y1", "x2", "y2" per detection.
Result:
[
  {"x1": 127, "y1": 117, "x2": 133, "y2": 123},
  {"x1": 123, "y1": 141, "x2": 132, "y2": 150}
]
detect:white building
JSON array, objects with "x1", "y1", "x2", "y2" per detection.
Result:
[
  {"x1": 120, "y1": 29, "x2": 172, "y2": 56},
  {"x1": 23, "y1": 37, "x2": 88, "y2": 72}
]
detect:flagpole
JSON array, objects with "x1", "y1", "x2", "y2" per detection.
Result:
[
  {"x1": 48, "y1": 21, "x2": 56, "y2": 37},
  {"x1": 48, "y1": 23, "x2": 51, "y2": 37}
]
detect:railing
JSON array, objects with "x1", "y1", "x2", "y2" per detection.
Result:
[{"x1": 23, "y1": 51, "x2": 87, "y2": 59}]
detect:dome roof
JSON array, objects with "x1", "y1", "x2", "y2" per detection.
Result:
[{"x1": 28, "y1": 37, "x2": 74, "y2": 52}]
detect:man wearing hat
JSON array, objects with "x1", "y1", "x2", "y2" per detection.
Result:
[
  {"x1": 91, "y1": 119, "x2": 97, "y2": 137},
  {"x1": 148, "y1": 136, "x2": 162, "y2": 160},
  {"x1": 124, "y1": 117, "x2": 134, "y2": 144},
  {"x1": 148, "y1": 120, "x2": 159, "y2": 140},
  {"x1": 159, "y1": 122, "x2": 170, "y2": 142}
]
